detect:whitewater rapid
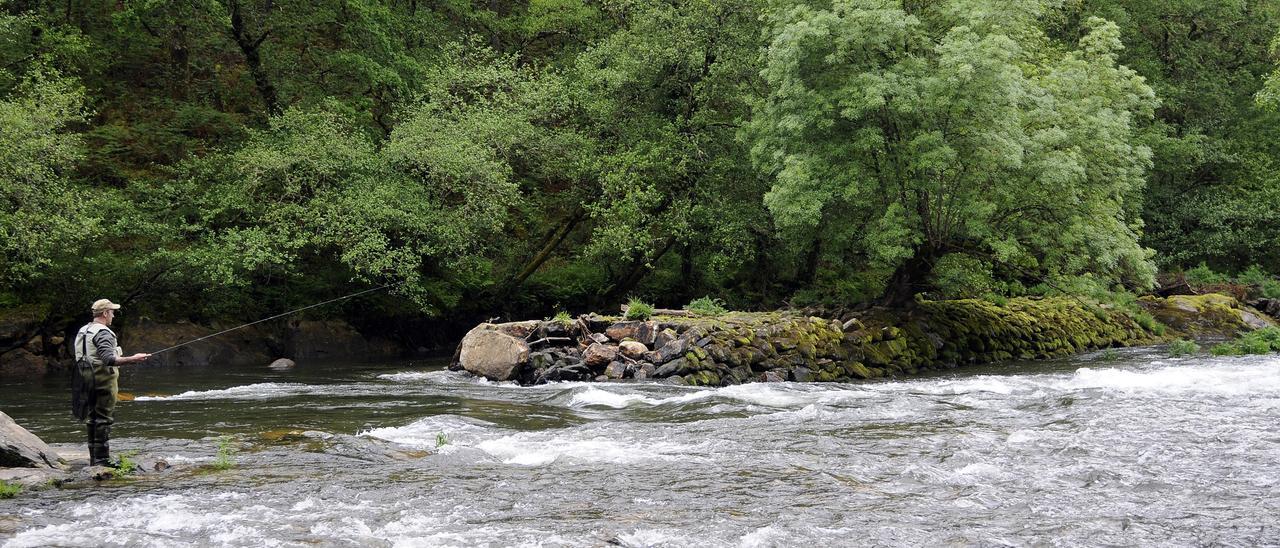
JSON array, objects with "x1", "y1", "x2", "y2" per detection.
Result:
[{"x1": 3, "y1": 350, "x2": 1278, "y2": 546}]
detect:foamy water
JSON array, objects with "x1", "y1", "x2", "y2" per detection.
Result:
[{"x1": 4, "y1": 350, "x2": 1279, "y2": 546}]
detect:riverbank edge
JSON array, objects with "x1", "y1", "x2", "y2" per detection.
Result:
[{"x1": 452, "y1": 294, "x2": 1277, "y2": 386}]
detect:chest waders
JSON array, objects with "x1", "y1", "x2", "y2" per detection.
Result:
[{"x1": 75, "y1": 324, "x2": 119, "y2": 466}]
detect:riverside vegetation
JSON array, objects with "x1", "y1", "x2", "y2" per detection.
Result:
[{"x1": 3, "y1": 0, "x2": 1280, "y2": 368}]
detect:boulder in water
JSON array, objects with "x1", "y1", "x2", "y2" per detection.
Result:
[
  {"x1": 268, "y1": 358, "x2": 296, "y2": 370},
  {"x1": 458, "y1": 326, "x2": 531, "y2": 381},
  {"x1": 0, "y1": 411, "x2": 61, "y2": 469}
]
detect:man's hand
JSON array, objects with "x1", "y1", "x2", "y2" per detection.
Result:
[{"x1": 119, "y1": 353, "x2": 151, "y2": 364}]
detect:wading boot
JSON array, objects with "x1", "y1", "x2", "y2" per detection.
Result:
[
  {"x1": 86, "y1": 424, "x2": 101, "y2": 466},
  {"x1": 90, "y1": 424, "x2": 112, "y2": 466}
]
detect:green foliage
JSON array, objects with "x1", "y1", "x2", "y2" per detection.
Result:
[
  {"x1": 0, "y1": 64, "x2": 93, "y2": 287},
  {"x1": 1183, "y1": 263, "x2": 1230, "y2": 286},
  {"x1": 1131, "y1": 311, "x2": 1164, "y2": 335},
  {"x1": 984, "y1": 293, "x2": 1009, "y2": 307},
  {"x1": 1168, "y1": 339, "x2": 1200, "y2": 357},
  {"x1": 748, "y1": 5, "x2": 1158, "y2": 303},
  {"x1": 213, "y1": 436, "x2": 237, "y2": 470},
  {"x1": 552, "y1": 311, "x2": 573, "y2": 323},
  {"x1": 0, "y1": 480, "x2": 20, "y2": 499},
  {"x1": 685, "y1": 297, "x2": 728, "y2": 316},
  {"x1": 109, "y1": 451, "x2": 140, "y2": 478},
  {"x1": 435, "y1": 433, "x2": 449, "y2": 449},
  {"x1": 624, "y1": 298, "x2": 655, "y2": 321},
  {"x1": 1, "y1": 0, "x2": 1277, "y2": 342},
  {"x1": 1237, "y1": 265, "x2": 1272, "y2": 287},
  {"x1": 1210, "y1": 327, "x2": 1280, "y2": 356},
  {"x1": 931, "y1": 255, "x2": 996, "y2": 300}
]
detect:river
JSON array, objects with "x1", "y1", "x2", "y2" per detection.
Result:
[{"x1": 1, "y1": 347, "x2": 1278, "y2": 546}]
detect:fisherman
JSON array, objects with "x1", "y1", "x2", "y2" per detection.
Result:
[{"x1": 73, "y1": 299, "x2": 150, "y2": 466}]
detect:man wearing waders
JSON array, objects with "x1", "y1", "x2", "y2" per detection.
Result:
[{"x1": 73, "y1": 299, "x2": 150, "y2": 466}]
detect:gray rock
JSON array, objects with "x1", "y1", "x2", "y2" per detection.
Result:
[
  {"x1": 457, "y1": 327, "x2": 531, "y2": 381},
  {"x1": 0, "y1": 411, "x2": 61, "y2": 468},
  {"x1": 0, "y1": 465, "x2": 67, "y2": 491},
  {"x1": 655, "y1": 338, "x2": 689, "y2": 364},
  {"x1": 590, "y1": 333, "x2": 610, "y2": 344},
  {"x1": 763, "y1": 371, "x2": 786, "y2": 383},
  {"x1": 268, "y1": 358, "x2": 296, "y2": 370},
  {"x1": 655, "y1": 357, "x2": 689, "y2": 377},
  {"x1": 635, "y1": 363, "x2": 656, "y2": 380},
  {"x1": 790, "y1": 367, "x2": 814, "y2": 382},
  {"x1": 604, "y1": 361, "x2": 627, "y2": 379},
  {"x1": 654, "y1": 328, "x2": 677, "y2": 349}
]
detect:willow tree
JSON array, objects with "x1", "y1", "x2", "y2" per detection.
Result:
[{"x1": 746, "y1": 0, "x2": 1158, "y2": 304}]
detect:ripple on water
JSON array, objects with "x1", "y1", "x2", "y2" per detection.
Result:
[{"x1": 6, "y1": 354, "x2": 1280, "y2": 546}]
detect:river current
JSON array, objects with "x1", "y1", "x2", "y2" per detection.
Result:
[{"x1": 1, "y1": 347, "x2": 1278, "y2": 547}]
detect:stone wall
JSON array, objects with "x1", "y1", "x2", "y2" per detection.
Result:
[{"x1": 452, "y1": 294, "x2": 1274, "y2": 386}]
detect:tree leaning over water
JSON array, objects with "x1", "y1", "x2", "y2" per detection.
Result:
[{"x1": 746, "y1": 0, "x2": 1160, "y2": 304}]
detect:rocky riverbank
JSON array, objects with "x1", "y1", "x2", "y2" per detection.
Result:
[
  {"x1": 0, "y1": 316, "x2": 402, "y2": 376},
  {"x1": 451, "y1": 295, "x2": 1277, "y2": 386}
]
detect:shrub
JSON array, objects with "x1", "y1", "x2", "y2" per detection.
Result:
[
  {"x1": 1237, "y1": 265, "x2": 1272, "y2": 287},
  {"x1": 1210, "y1": 342, "x2": 1244, "y2": 356},
  {"x1": 436, "y1": 433, "x2": 449, "y2": 448},
  {"x1": 1262, "y1": 280, "x2": 1280, "y2": 299},
  {"x1": 551, "y1": 311, "x2": 572, "y2": 323},
  {"x1": 109, "y1": 451, "x2": 140, "y2": 478},
  {"x1": 1184, "y1": 263, "x2": 1230, "y2": 286},
  {"x1": 624, "y1": 298, "x2": 654, "y2": 320},
  {"x1": 1168, "y1": 339, "x2": 1200, "y2": 357},
  {"x1": 1210, "y1": 327, "x2": 1280, "y2": 356},
  {"x1": 0, "y1": 480, "x2": 20, "y2": 499},
  {"x1": 983, "y1": 293, "x2": 1008, "y2": 307},
  {"x1": 212, "y1": 436, "x2": 237, "y2": 470},
  {"x1": 685, "y1": 296, "x2": 728, "y2": 316}
]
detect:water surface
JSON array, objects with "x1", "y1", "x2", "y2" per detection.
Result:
[{"x1": 2, "y1": 348, "x2": 1278, "y2": 546}]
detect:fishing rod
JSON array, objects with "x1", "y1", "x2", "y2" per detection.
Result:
[{"x1": 147, "y1": 281, "x2": 403, "y2": 356}]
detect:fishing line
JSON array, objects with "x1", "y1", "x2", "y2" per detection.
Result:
[{"x1": 147, "y1": 281, "x2": 403, "y2": 356}]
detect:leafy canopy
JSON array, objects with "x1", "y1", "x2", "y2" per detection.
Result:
[{"x1": 746, "y1": 0, "x2": 1158, "y2": 301}]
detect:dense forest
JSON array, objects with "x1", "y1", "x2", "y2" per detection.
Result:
[{"x1": 3, "y1": 0, "x2": 1279, "y2": 348}]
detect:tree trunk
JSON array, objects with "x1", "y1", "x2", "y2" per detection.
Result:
[
  {"x1": 228, "y1": 0, "x2": 280, "y2": 116},
  {"x1": 797, "y1": 232, "x2": 821, "y2": 285},
  {"x1": 879, "y1": 248, "x2": 936, "y2": 308},
  {"x1": 599, "y1": 236, "x2": 678, "y2": 306},
  {"x1": 504, "y1": 206, "x2": 586, "y2": 293}
]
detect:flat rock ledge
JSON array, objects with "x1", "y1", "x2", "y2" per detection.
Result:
[{"x1": 451, "y1": 294, "x2": 1274, "y2": 386}]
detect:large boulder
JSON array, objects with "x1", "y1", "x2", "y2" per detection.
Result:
[
  {"x1": 605, "y1": 321, "x2": 657, "y2": 345},
  {"x1": 0, "y1": 348, "x2": 52, "y2": 376},
  {"x1": 618, "y1": 341, "x2": 648, "y2": 359},
  {"x1": 458, "y1": 325, "x2": 531, "y2": 381},
  {"x1": 286, "y1": 320, "x2": 400, "y2": 360},
  {"x1": 583, "y1": 343, "x2": 619, "y2": 368},
  {"x1": 1140, "y1": 294, "x2": 1277, "y2": 337},
  {"x1": 0, "y1": 411, "x2": 61, "y2": 469}
]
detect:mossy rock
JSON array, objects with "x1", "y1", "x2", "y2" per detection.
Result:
[{"x1": 1140, "y1": 294, "x2": 1274, "y2": 337}]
